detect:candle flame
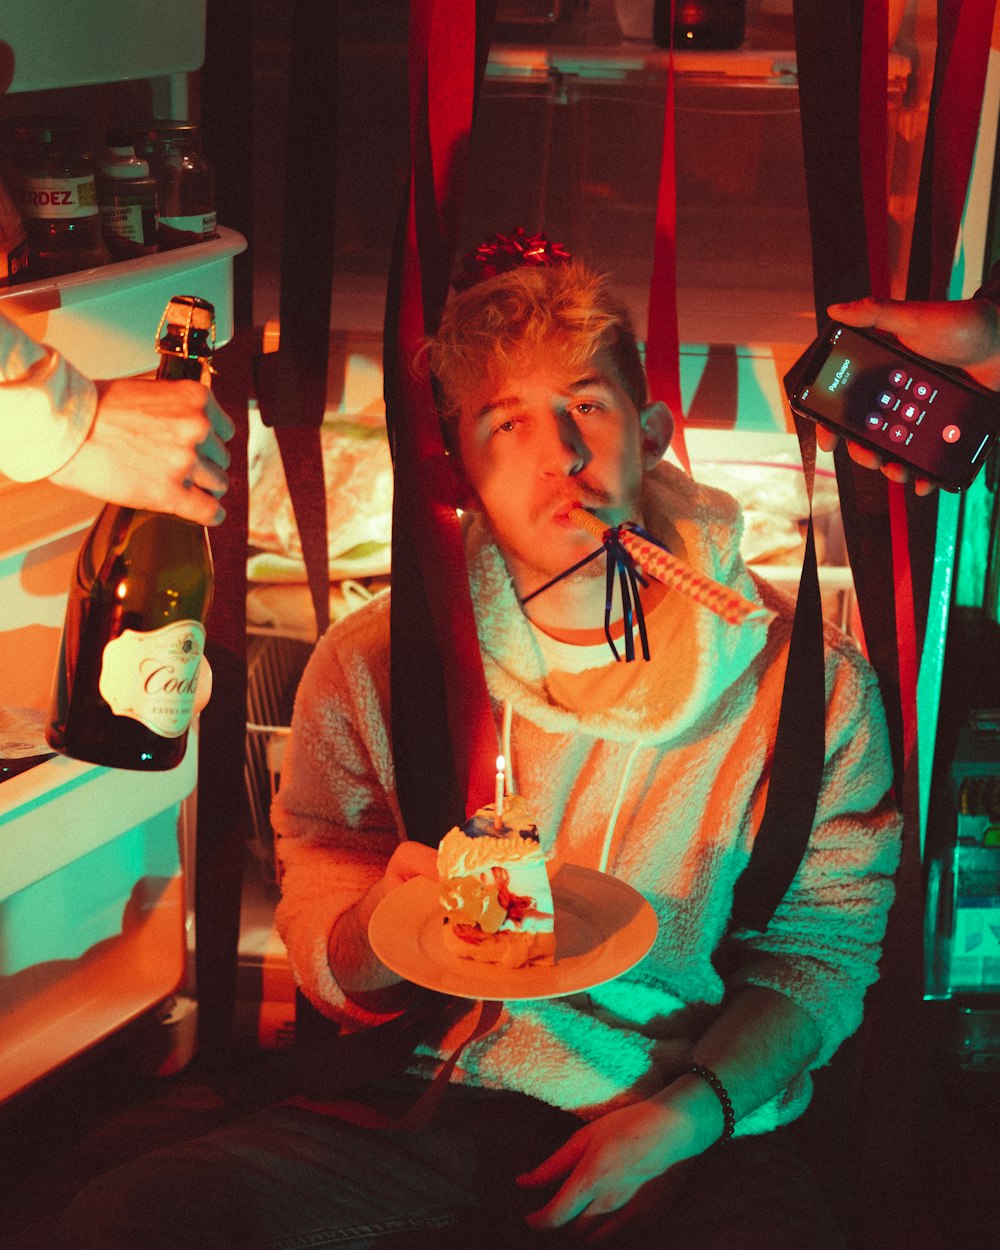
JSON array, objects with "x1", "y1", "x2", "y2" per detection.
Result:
[{"x1": 494, "y1": 755, "x2": 506, "y2": 828}]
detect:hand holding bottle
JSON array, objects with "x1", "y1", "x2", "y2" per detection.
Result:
[
  {"x1": 48, "y1": 375, "x2": 234, "y2": 525},
  {"x1": 47, "y1": 295, "x2": 221, "y2": 770}
]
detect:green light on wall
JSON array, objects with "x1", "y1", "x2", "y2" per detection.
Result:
[{"x1": 953, "y1": 463, "x2": 997, "y2": 614}]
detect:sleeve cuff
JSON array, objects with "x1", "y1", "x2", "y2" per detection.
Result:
[{"x1": 0, "y1": 347, "x2": 99, "y2": 482}]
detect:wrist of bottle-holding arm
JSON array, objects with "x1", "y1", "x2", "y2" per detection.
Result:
[{"x1": 0, "y1": 346, "x2": 99, "y2": 483}]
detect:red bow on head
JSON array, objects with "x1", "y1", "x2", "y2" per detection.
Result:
[{"x1": 452, "y1": 227, "x2": 572, "y2": 291}]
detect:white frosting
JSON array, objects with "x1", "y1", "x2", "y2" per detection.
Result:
[
  {"x1": 437, "y1": 794, "x2": 544, "y2": 876},
  {"x1": 438, "y1": 793, "x2": 553, "y2": 935}
]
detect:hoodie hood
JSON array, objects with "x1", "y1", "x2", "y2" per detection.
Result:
[{"x1": 466, "y1": 460, "x2": 772, "y2": 745}]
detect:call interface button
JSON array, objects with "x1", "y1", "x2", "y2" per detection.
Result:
[{"x1": 942, "y1": 424, "x2": 961, "y2": 443}]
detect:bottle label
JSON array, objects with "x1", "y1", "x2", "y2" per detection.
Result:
[
  {"x1": 158, "y1": 211, "x2": 218, "y2": 243},
  {"x1": 1, "y1": 238, "x2": 29, "y2": 284},
  {"x1": 99, "y1": 621, "x2": 207, "y2": 738},
  {"x1": 100, "y1": 202, "x2": 153, "y2": 244},
  {"x1": 100, "y1": 203, "x2": 159, "y2": 258},
  {"x1": 19, "y1": 176, "x2": 99, "y2": 220},
  {"x1": 0, "y1": 178, "x2": 28, "y2": 282}
]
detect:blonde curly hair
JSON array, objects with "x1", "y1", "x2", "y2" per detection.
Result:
[{"x1": 426, "y1": 260, "x2": 648, "y2": 445}]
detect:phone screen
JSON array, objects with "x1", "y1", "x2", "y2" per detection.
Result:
[{"x1": 790, "y1": 323, "x2": 1000, "y2": 490}]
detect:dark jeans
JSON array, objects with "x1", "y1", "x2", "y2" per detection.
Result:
[{"x1": 54, "y1": 1077, "x2": 848, "y2": 1249}]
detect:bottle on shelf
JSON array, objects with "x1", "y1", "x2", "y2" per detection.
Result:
[
  {"x1": 132, "y1": 121, "x2": 217, "y2": 250},
  {"x1": 46, "y1": 296, "x2": 217, "y2": 772},
  {"x1": 0, "y1": 170, "x2": 29, "y2": 285},
  {"x1": 2, "y1": 116, "x2": 111, "y2": 277},
  {"x1": 96, "y1": 137, "x2": 159, "y2": 261}
]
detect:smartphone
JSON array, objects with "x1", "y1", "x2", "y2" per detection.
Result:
[{"x1": 784, "y1": 320, "x2": 1000, "y2": 491}]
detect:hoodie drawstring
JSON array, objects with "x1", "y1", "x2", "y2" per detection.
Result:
[
  {"x1": 501, "y1": 699, "x2": 639, "y2": 876},
  {"x1": 501, "y1": 700, "x2": 514, "y2": 794},
  {"x1": 597, "y1": 740, "x2": 642, "y2": 874}
]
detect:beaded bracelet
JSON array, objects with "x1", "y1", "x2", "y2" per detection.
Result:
[{"x1": 688, "y1": 1062, "x2": 736, "y2": 1144}]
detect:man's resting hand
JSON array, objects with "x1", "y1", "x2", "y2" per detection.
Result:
[{"x1": 516, "y1": 1075, "x2": 723, "y2": 1241}]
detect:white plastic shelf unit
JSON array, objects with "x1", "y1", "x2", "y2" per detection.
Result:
[
  {"x1": 0, "y1": 227, "x2": 246, "y2": 378},
  {"x1": 0, "y1": 738, "x2": 198, "y2": 1104},
  {"x1": 0, "y1": 0, "x2": 245, "y2": 1103},
  {"x1": 0, "y1": 227, "x2": 245, "y2": 1105}
]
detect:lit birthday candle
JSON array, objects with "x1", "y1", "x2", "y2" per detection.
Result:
[{"x1": 494, "y1": 754, "x2": 505, "y2": 829}]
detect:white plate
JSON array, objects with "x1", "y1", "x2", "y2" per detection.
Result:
[{"x1": 368, "y1": 863, "x2": 658, "y2": 1002}]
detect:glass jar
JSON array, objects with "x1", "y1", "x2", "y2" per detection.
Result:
[
  {"x1": 97, "y1": 140, "x2": 159, "y2": 260},
  {"x1": 0, "y1": 171, "x2": 29, "y2": 285},
  {"x1": 132, "y1": 120, "x2": 217, "y2": 250},
  {"x1": 2, "y1": 117, "x2": 110, "y2": 277}
]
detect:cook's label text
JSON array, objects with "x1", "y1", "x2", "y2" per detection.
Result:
[{"x1": 100, "y1": 621, "x2": 206, "y2": 737}]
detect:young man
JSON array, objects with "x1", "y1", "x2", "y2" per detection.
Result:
[
  {"x1": 57, "y1": 257, "x2": 901, "y2": 1249},
  {"x1": 265, "y1": 258, "x2": 902, "y2": 1246}
]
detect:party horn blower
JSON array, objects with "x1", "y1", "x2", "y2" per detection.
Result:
[{"x1": 567, "y1": 508, "x2": 769, "y2": 627}]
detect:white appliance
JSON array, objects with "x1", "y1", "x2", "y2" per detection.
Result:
[{"x1": 0, "y1": 0, "x2": 245, "y2": 1104}]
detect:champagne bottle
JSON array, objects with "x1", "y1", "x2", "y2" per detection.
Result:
[{"x1": 46, "y1": 295, "x2": 216, "y2": 770}]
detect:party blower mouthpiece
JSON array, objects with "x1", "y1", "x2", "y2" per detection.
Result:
[{"x1": 567, "y1": 507, "x2": 770, "y2": 627}]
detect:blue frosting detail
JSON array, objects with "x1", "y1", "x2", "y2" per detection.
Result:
[{"x1": 462, "y1": 811, "x2": 539, "y2": 842}]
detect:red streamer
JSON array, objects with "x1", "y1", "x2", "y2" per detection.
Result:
[
  {"x1": 390, "y1": 0, "x2": 498, "y2": 819},
  {"x1": 888, "y1": 485, "x2": 919, "y2": 768},
  {"x1": 645, "y1": 0, "x2": 691, "y2": 475},
  {"x1": 927, "y1": 2, "x2": 996, "y2": 299},
  {"x1": 859, "y1": 0, "x2": 919, "y2": 780},
  {"x1": 859, "y1": 0, "x2": 891, "y2": 302}
]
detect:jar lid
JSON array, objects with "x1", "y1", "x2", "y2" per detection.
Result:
[
  {"x1": 101, "y1": 144, "x2": 151, "y2": 179},
  {"x1": 133, "y1": 119, "x2": 200, "y2": 146}
]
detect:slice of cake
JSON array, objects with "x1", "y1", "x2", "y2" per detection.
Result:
[{"x1": 438, "y1": 794, "x2": 555, "y2": 967}]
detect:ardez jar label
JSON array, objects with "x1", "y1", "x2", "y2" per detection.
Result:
[
  {"x1": 20, "y1": 176, "x2": 99, "y2": 219},
  {"x1": 99, "y1": 621, "x2": 206, "y2": 737}
]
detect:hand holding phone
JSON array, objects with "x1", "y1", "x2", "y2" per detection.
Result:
[
  {"x1": 785, "y1": 320, "x2": 1000, "y2": 492},
  {"x1": 812, "y1": 421, "x2": 931, "y2": 493}
]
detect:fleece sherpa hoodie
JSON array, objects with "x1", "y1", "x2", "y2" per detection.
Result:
[{"x1": 272, "y1": 461, "x2": 902, "y2": 1136}]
